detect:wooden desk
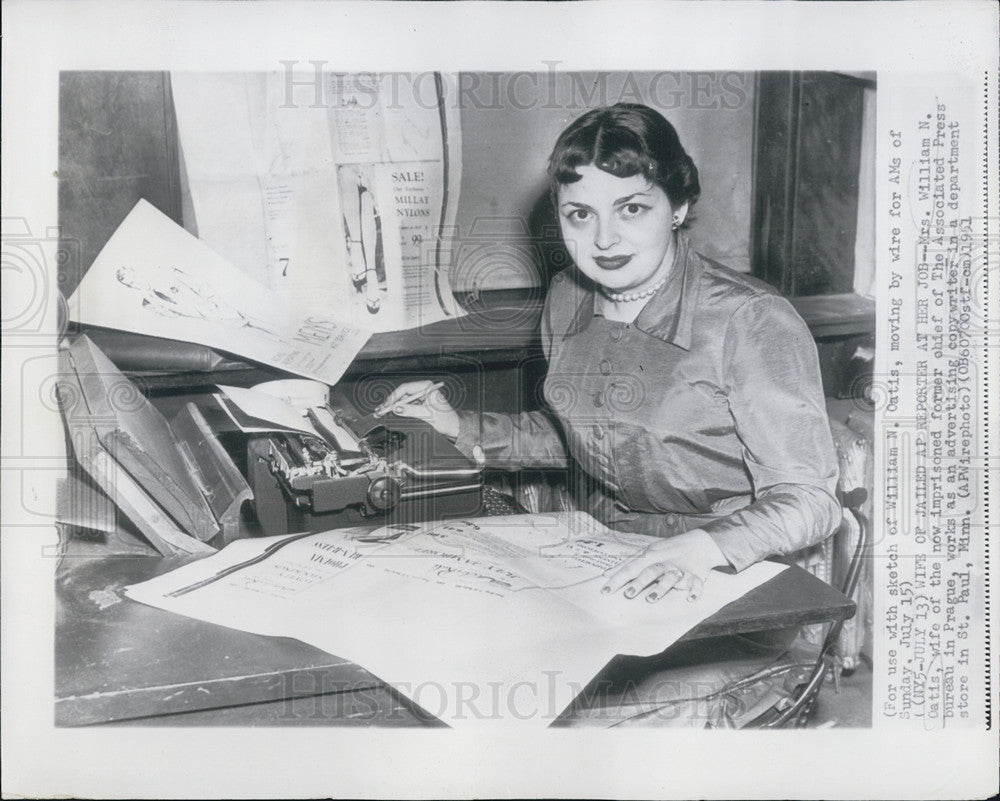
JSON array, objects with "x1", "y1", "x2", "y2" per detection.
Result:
[{"x1": 56, "y1": 551, "x2": 855, "y2": 727}]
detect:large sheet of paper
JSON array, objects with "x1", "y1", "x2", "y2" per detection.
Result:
[
  {"x1": 171, "y1": 71, "x2": 466, "y2": 333},
  {"x1": 66, "y1": 200, "x2": 372, "y2": 386},
  {"x1": 124, "y1": 512, "x2": 785, "y2": 728}
]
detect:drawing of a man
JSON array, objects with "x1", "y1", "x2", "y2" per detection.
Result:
[{"x1": 115, "y1": 265, "x2": 283, "y2": 341}]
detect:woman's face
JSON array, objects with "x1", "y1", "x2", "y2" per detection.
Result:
[{"x1": 557, "y1": 164, "x2": 680, "y2": 294}]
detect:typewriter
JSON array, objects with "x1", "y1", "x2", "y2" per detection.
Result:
[
  {"x1": 241, "y1": 383, "x2": 484, "y2": 536},
  {"x1": 59, "y1": 335, "x2": 484, "y2": 555}
]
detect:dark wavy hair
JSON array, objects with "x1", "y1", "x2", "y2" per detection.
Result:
[{"x1": 547, "y1": 103, "x2": 701, "y2": 219}]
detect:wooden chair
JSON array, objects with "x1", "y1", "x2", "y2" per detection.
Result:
[{"x1": 750, "y1": 485, "x2": 870, "y2": 728}]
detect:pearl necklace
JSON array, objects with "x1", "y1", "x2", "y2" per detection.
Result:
[{"x1": 601, "y1": 275, "x2": 667, "y2": 304}]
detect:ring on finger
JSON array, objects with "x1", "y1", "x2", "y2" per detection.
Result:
[
  {"x1": 641, "y1": 566, "x2": 685, "y2": 601},
  {"x1": 645, "y1": 571, "x2": 683, "y2": 602},
  {"x1": 685, "y1": 573, "x2": 704, "y2": 601},
  {"x1": 656, "y1": 564, "x2": 685, "y2": 585},
  {"x1": 625, "y1": 569, "x2": 674, "y2": 598}
]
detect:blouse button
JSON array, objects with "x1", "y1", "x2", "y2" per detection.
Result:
[
  {"x1": 599, "y1": 359, "x2": 612, "y2": 376},
  {"x1": 610, "y1": 327, "x2": 623, "y2": 342},
  {"x1": 593, "y1": 391, "x2": 605, "y2": 408},
  {"x1": 592, "y1": 424, "x2": 605, "y2": 440},
  {"x1": 664, "y1": 513, "x2": 677, "y2": 526}
]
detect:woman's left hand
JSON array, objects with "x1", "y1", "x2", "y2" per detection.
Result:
[{"x1": 602, "y1": 529, "x2": 729, "y2": 603}]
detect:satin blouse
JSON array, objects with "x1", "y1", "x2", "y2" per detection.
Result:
[{"x1": 454, "y1": 233, "x2": 841, "y2": 572}]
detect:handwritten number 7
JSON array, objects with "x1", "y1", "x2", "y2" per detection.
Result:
[{"x1": 280, "y1": 258, "x2": 290, "y2": 277}]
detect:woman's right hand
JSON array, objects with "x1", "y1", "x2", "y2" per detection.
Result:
[{"x1": 373, "y1": 380, "x2": 461, "y2": 441}]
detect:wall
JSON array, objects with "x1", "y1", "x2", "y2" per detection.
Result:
[
  {"x1": 58, "y1": 71, "x2": 755, "y2": 298},
  {"x1": 452, "y1": 71, "x2": 755, "y2": 291},
  {"x1": 58, "y1": 72, "x2": 182, "y2": 298}
]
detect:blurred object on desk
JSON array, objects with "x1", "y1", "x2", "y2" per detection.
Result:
[
  {"x1": 60, "y1": 334, "x2": 251, "y2": 554},
  {"x1": 80, "y1": 328, "x2": 230, "y2": 372}
]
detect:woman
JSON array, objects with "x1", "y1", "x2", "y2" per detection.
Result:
[{"x1": 376, "y1": 103, "x2": 840, "y2": 604}]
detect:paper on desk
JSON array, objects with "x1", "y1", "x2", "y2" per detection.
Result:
[
  {"x1": 216, "y1": 386, "x2": 322, "y2": 438},
  {"x1": 171, "y1": 71, "x2": 466, "y2": 333},
  {"x1": 216, "y1": 385, "x2": 359, "y2": 448},
  {"x1": 66, "y1": 200, "x2": 373, "y2": 386},
  {"x1": 124, "y1": 512, "x2": 786, "y2": 728}
]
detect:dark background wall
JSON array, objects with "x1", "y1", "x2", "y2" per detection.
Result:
[
  {"x1": 58, "y1": 72, "x2": 183, "y2": 297},
  {"x1": 752, "y1": 72, "x2": 869, "y2": 297}
]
